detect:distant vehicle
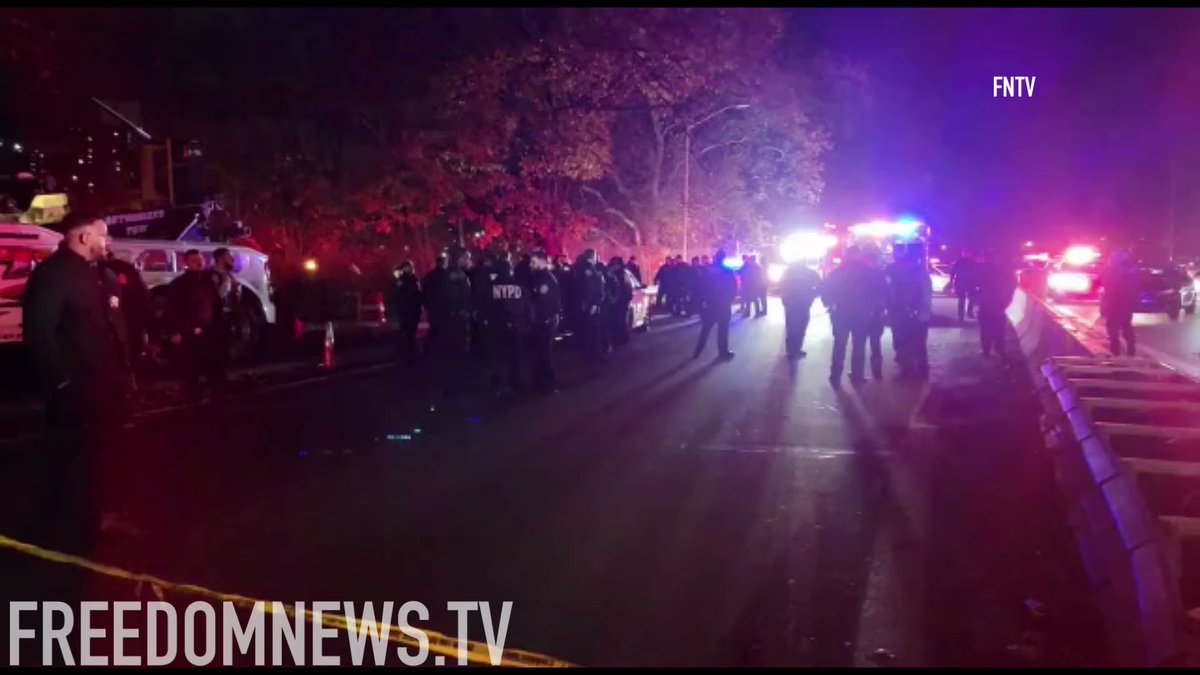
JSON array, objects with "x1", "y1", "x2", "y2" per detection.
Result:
[
  {"x1": 1123, "y1": 265, "x2": 1197, "y2": 320},
  {"x1": 0, "y1": 224, "x2": 276, "y2": 359},
  {"x1": 929, "y1": 260, "x2": 952, "y2": 295},
  {"x1": 1047, "y1": 246, "x2": 1105, "y2": 302},
  {"x1": 628, "y1": 274, "x2": 655, "y2": 332}
]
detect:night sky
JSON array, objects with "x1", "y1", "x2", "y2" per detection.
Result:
[
  {"x1": 5, "y1": 8, "x2": 1200, "y2": 254},
  {"x1": 808, "y1": 8, "x2": 1200, "y2": 253}
]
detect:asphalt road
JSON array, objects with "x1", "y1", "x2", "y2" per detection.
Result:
[
  {"x1": 1051, "y1": 300, "x2": 1200, "y2": 373},
  {"x1": 0, "y1": 298, "x2": 1108, "y2": 667}
]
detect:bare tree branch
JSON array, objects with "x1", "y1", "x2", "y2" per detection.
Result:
[
  {"x1": 697, "y1": 137, "x2": 749, "y2": 158},
  {"x1": 582, "y1": 185, "x2": 643, "y2": 245}
]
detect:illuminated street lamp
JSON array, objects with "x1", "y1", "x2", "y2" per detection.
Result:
[
  {"x1": 304, "y1": 258, "x2": 319, "y2": 274},
  {"x1": 682, "y1": 103, "x2": 751, "y2": 260}
]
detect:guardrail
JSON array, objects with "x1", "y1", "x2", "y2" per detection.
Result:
[{"x1": 1010, "y1": 288, "x2": 1200, "y2": 666}]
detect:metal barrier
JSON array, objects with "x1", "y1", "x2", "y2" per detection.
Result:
[{"x1": 1015, "y1": 288, "x2": 1200, "y2": 666}]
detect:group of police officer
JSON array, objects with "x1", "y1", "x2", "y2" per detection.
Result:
[
  {"x1": 776, "y1": 243, "x2": 1016, "y2": 385},
  {"x1": 388, "y1": 246, "x2": 651, "y2": 403}
]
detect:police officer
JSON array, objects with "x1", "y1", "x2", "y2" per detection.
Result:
[
  {"x1": 428, "y1": 246, "x2": 473, "y2": 409},
  {"x1": 166, "y1": 249, "x2": 228, "y2": 402},
  {"x1": 470, "y1": 253, "x2": 496, "y2": 367},
  {"x1": 23, "y1": 211, "x2": 139, "y2": 544},
  {"x1": 822, "y1": 246, "x2": 865, "y2": 384},
  {"x1": 778, "y1": 261, "x2": 821, "y2": 358},
  {"x1": 653, "y1": 256, "x2": 674, "y2": 310},
  {"x1": 627, "y1": 256, "x2": 643, "y2": 285},
  {"x1": 528, "y1": 251, "x2": 562, "y2": 391},
  {"x1": 684, "y1": 256, "x2": 703, "y2": 316},
  {"x1": 421, "y1": 252, "x2": 448, "y2": 347},
  {"x1": 975, "y1": 251, "x2": 1016, "y2": 357},
  {"x1": 489, "y1": 258, "x2": 533, "y2": 396},
  {"x1": 1100, "y1": 250, "x2": 1138, "y2": 357},
  {"x1": 949, "y1": 248, "x2": 977, "y2": 323},
  {"x1": 389, "y1": 260, "x2": 423, "y2": 365},
  {"x1": 888, "y1": 246, "x2": 933, "y2": 379},
  {"x1": 741, "y1": 254, "x2": 767, "y2": 318},
  {"x1": 100, "y1": 250, "x2": 151, "y2": 372},
  {"x1": 693, "y1": 249, "x2": 737, "y2": 360},
  {"x1": 861, "y1": 251, "x2": 889, "y2": 379},
  {"x1": 606, "y1": 256, "x2": 634, "y2": 348},
  {"x1": 574, "y1": 249, "x2": 607, "y2": 364}
]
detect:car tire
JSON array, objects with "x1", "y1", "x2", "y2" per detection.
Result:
[
  {"x1": 1186, "y1": 301, "x2": 1196, "y2": 316},
  {"x1": 1168, "y1": 307, "x2": 1181, "y2": 321},
  {"x1": 229, "y1": 296, "x2": 267, "y2": 362}
]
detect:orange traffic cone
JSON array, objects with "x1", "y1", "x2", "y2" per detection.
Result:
[{"x1": 322, "y1": 321, "x2": 336, "y2": 368}]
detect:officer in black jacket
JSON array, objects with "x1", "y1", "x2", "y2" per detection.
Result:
[
  {"x1": 574, "y1": 249, "x2": 607, "y2": 364},
  {"x1": 389, "y1": 260, "x2": 423, "y2": 365},
  {"x1": 528, "y1": 251, "x2": 562, "y2": 391},
  {"x1": 427, "y1": 246, "x2": 473, "y2": 409},
  {"x1": 693, "y1": 250, "x2": 737, "y2": 360},
  {"x1": 165, "y1": 249, "x2": 227, "y2": 402},
  {"x1": 489, "y1": 258, "x2": 533, "y2": 395},
  {"x1": 23, "y1": 211, "x2": 137, "y2": 545},
  {"x1": 778, "y1": 262, "x2": 822, "y2": 358},
  {"x1": 100, "y1": 251, "x2": 151, "y2": 373}
]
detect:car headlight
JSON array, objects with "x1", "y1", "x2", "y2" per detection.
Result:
[{"x1": 1048, "y1": 272, "x2": 1092, "y2": 294}]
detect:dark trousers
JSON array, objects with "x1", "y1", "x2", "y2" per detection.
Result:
[
  {"x1": 397, "y1": 317, "x2": 420, "y2": 365},
  {"x1": 182, "y1": 326, "x2": 227, "y2": 400},
  {"x1": 754, "y1": 291, "x2": 768, "y2": 316},
  {"x1": 490, "y1": 323, "x2": 526, "y2": 390},
  {"x1": 1106, "y1": 313, "x2": 1136, "y2": 356},
  {"x1": 430, "y1": 317, "x2": 470, "y2": 404},
  {"x1": 865, "y1": 320, "x2": 884, "y2": 378},
  {"x1": 979, "y1": 306, "x2": 1007, "y2": 355},
  {"x1": 784, "y1": 302, "x2": 812, "y2": 355},
  {"x1": 36, "y1": 382, "x2": 132, "y2": 553},
  {"x1": 531, "y1": 318, "x2": 559, "y2": 389},
  {"x1": 579, "y1": 308, "x2": 606, "y2": 363},
  {"x1": 957, "y1": 290, "x2": 976, "y2": 321},
  {"x1": 695, "y1": 306, "x2": 732, "y2": 356},
  {"x1": 830, "y1": 315, "x2": 878, "y2": 379},
  {"x1": 609, "y1": 302, "x2": 631, "y2": 347},
  {"x1": 895, "y1": 318, "x2": 930, "y2": 376}
]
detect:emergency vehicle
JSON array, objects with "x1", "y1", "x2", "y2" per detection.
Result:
[{"x1": 0, "y1": 198, "x2": 277, "y2": 358}]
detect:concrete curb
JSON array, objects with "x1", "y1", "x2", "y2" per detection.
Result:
[{"x1": 1010, "y1": 288, "x2": 1198, "y2": 666}]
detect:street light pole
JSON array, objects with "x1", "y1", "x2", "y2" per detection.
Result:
[
  {"x1": 680, "y1": 103, "x2": 749, "y2": 261},
  {"x1": 683, "y1": 127, "x2": 691, "y2": 260}
]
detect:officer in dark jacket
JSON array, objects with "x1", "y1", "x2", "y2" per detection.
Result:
[
  {"x1": 975, "y1": 252, "x2": 1016, "y2": 356},
  {"x1": 740, "y1": 254, "x2": 767, "y2": 318},
  {"x1": 888, "y1": 246, "x2": 934, "y2": 379},
  {"x1": 389, "y1": 260, "x2": 423, "y2": 365},
  {"x1": 528, "y1": 251, "x2": 562, "y2": 391},
  {"x1": 421, "y1": 252, "x2": 448, "y2": 346},
  {"x1": 778, "y1": 262, "x2": 821, "y2": 358},
  {"x1": 1100, "y1": 250, "x2": 1138, "y2": 357},
  {"x1": 823, "y1": 246, "x2": 886, "y2": 384},
  {"x1": 23, "y1": 211, "x2": 137, "y2": 545},
  {"x1": 606, "y1": 256, "x2": 634, "y2": 348},
  {"x1": 574, "y1": 249, "x2": 607, "y2": 364},
  {"x1": 653, "y1": 256, "x2": 674, "y2": 310},
  {"x1": 427, "y1": 247, "x2": 473, "y2": 409},
  {"x1": 165, "y1": 249, "x2": 227, "y2": 402},
  {"x1": 693, "y1": 250, "x2": 737, "y2": 360},
  {"x1": 100, "y1": 251, "x2": 151, "y2": 373},
  {"x1": 627, "y1": 256, "x2": 643, "y2": 285},
  {"x1": 470, "y1": 254, "x2": 496, "y2": 366},
  {"x1": 949, "y1": 249, "x2": 978, "y2": 322},
  {"x1": 489, "y1": 258, "x2": 533, "y2": 395}
]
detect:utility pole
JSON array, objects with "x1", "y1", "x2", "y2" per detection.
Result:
[
  {"x1": 680, "y1": 103, "x2": 750, "y2": 261},
  {"x1": 683, "y1": 127, "x2": 691, "y2": 261},
  {"x1": 1169, "y1": 155, "x2": 1177, "y2": 261}
]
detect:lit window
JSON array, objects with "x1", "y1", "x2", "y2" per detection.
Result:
[
  {"x1": 71, "y1": 175, "x2": 78, "y2": 181},
  {"x1": 13, "y1": 143, "x2": 22, "y2": 152}
]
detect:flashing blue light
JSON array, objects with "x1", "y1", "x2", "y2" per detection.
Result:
[{"x1": 721, "y1": 257, "x2": 745, "y2": 271}]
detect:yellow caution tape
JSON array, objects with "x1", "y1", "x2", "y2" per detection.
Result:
[{"x1": 0, "y1": 533, "x2": 574, "y2": 667}]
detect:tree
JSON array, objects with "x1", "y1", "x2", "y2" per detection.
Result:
[{"x1": 423, "y1": 8, "x2": 846, "y2": 258}]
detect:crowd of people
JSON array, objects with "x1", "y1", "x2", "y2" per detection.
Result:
[{"x1": 387, "y1": 247, "x2": 649, "y2": 403}]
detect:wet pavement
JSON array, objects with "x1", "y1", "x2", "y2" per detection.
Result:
[{"x1": 0, "y1": 298, "x2": 1109, "y2": 666}]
